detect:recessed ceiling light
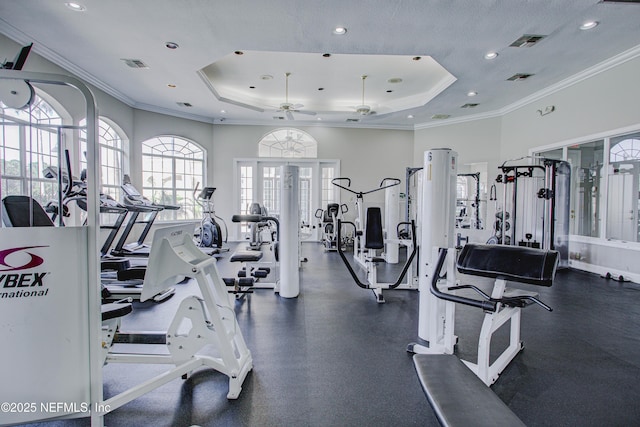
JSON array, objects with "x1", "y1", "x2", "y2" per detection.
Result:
[
  {"x1": 407, "y1": 115, "x2": 414, "y2": 119},
  {"x1": 234, "y1": 50, "x2": 244, "y2": 55},
  {"x1": 317, "y1": 117, "x2": 322, "y2": 121},
  {"x1": 579, "y1": 20, "x2": 599, "y2": 30},
  {"x1": 318, "y1": 87, "x2": 325, "y2": 91},
  {"x1": 386, "y1": 90, "x2": 393, "y2": 93},
  {"x1": 220, "y1": 110, "x2": 226, "y2": 114},
  {"x1": 412, "y1": 56, "x2": 422, "y2": 61},
  {"x1": 65, "y1": 2, "x2": 86, "y2": 11},
  {"x1": 260, "y1": 74, "x2": 273, "y2": 80},
  {"x1": 249, "y1": 86, "x2": 255, "y2": 89},
  {"x1": 333, "y1": 27, "x2": 347, "y2": 35},
  {"x1": 322, "y1": 53, "x2": 331, "y2": 58},
  {"x1": 167, "y1": 84, "x2": 176, "y2": 88},
  {"x1": 484, "y1": 51, "x2": 498, "y2": 60},
  {"x1": 165, "y1": 42, "x2": 179, "y2": 50},
  {"x1": 388, "y1": 78, "x2": 403, "y2": 84},
  {"x1": 467, "y1": 91, "x2": 478, "y2": 97}
]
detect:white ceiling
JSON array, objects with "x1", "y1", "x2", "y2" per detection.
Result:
[{"x1": 1, "y1": 0, "x2": 639, "y2": 129}]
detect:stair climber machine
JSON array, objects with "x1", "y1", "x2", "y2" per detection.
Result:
[
  {"x1": 110, "y1": 174, "x2": 180, "y2": 258},
  {"x1": 334, "y1": 177, "x2": 417, "y2": 303},
  {"x1": 407, "y1": 148, "x2": 558, "y2": 386},
  {"x1": 315, "y1": 202, "x2": 348, "y2": 251},
  {"x1": 193, "y1": 183, "x2": 229, "y2": 256}
]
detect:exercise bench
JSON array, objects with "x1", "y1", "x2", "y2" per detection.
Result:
[{"x1": 412, "y1": 244, "x2": 558, "y2": 426}]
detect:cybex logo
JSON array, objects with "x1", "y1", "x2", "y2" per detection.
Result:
[
  {"x1": 0, "y1": 246, "x2": 46, "y2": 271},
  {"x1": 0, "y1": 246, "x2": 50, "y2": 299}
]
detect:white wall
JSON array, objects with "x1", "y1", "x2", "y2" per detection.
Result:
[{"x1": 500, "y1": 55, "x2": 640, "y2": 160}]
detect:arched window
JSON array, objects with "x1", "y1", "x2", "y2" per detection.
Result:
[
  {"x1": 141, "y1": 136, "x2": 205, "y2": 220},
  {"x1": 80, "y1": 118, "x2": 128, "y2": 201},
  {"x1": 1, "y1": 94, "x2": 63, "y2": 204},
  {"x1": 258, "y1": 128, "x2": 317, "y2": 158},
  {"x1": 610, "y1": 137, "x2": 640, "y2": 163}
]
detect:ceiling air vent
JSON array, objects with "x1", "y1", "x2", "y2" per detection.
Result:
[
  {"x1": 431, "y1": 114, "x2": 451, "y2": 120},
  {"x1": 273, "y1": 116, "x2": 285, "y2": 120},
  {"x1": 600, "y1": 0, "x2": 640, "y2": 3},
  {"x1": 346, "y1": 118, "x2": 360, "y2": 123},
  {"x1": 176, "y1": 102, "x2": 192, "y2": 107},
  {"x1": 461, "y1": 103, "x2": 479, "y2": 109},
  {"x1": 509, "y1": 34, "x2": 546, "y2": 48},
  {"x1": 121, "y1": 58, "x2": 149, "y2": 69},
  {"x1": 507, "y1": 73, "x2": 534, "y2": 81}
]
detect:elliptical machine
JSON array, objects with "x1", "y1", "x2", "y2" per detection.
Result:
[{"x1": 193, "y1": 183, "x2": 228, "y2": 254}]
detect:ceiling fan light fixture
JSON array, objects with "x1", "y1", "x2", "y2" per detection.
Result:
[{"x1": 356, "y1": 105, "x2": 371, "y2": 115}]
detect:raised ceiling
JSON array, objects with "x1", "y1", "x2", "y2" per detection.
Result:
[{"x1": 1, "y1": 0, "x2": 639, "y2": 129}]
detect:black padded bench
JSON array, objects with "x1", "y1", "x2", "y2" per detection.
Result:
[
  {"x1": 413, "y1": 354, "x2": 525, "y2": 427},
  {"x1": 457, "y1": 243, "x2": 558, "y2": 287},
  {"x1": 230, "y1": 250, "x2": 263, "y2": 263}
]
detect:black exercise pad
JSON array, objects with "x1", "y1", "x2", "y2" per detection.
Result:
[{"x1": 413, "y1": 354, "x2": 525, "y2": 427}]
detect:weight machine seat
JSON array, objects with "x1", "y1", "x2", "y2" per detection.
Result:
[
  {"x1": 2, "y1": 195, "x2": 55, "y2": 227},
  {"x1": 413, "y1": 354, "x2": 526, "y2": 427},
  {"x1": 101, "y1": 302, "x2": 133, "y2": 322},
  {"x1": 365, "y1": 207, "x2": 384, "y2": 250},
  {"x1": 230, "y1": 251, "x2": 264, "y2": 263},
  {"x1": 457, "y1": 244, "x2": 559, "y2": 287}
]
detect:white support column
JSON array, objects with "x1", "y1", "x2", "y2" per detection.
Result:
[
  {"x1": 415, "y1": 148, "x2": 458, "y2": 353},
  {"x1": 280, "y1": 165, "x2": 300, "y2": 298}
]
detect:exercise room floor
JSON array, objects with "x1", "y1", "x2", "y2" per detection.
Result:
[{"x1": 25, "y1": 243, "x2": 640, "y2": 427}]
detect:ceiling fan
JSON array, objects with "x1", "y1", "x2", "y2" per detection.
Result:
[
  {"x1": 354, "y1": 75, "x2": 376, "y2": 116},
  {"x1": 276, "y1": 72, "x2": 316, "y2": 120}
]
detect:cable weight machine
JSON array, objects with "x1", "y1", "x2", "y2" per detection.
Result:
[{"x1": 495, "y1": 158, "x2": 570, "y2": 267}]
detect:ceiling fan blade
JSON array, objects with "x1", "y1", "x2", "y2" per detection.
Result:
[
  {"x1": 296, "y1": 110, "x2": 316, "y2": 116},
  {"x1": 286, "y1": 110, "x2": 295, "y2": 120}
]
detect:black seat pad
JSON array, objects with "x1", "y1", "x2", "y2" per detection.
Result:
[
  {"x1": 230, "y1": 251, "x2": 264, "y2": 263},
  {"x1": 413, "y1": 354, "x2": 526, "y2": 427},
  {"x1": 365, "y1": 207, "x2": 384, "y2": 250},
  {"x1": 457, "y1": 243, "x2": 558, "y2": 287}
]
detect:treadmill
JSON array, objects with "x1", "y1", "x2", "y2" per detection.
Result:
[
  {"x1": 99, "y1": 194, "x2": 175, "y2": 303},
  {"x1": 110, "y1": 175, "x2": 180, "y2": 258}
]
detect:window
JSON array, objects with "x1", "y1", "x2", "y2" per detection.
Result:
[
  {"x1": 321, "y1": 165, "x2": 336, "y2": 209},
  {"x1": 80, "y1": 118, "x2": 128, "y2": 201},
  {"x1": 607, "y1": 133, "x2": 640, "y2": 241},
  {"x1": 262, "y1": 166, "x2": 280, "y2": 215},
  {"x1": 535, "y1": 129, "x2": 640, "y2": 244},
  {"x1": 258, "y1": 128, "x2": 317, "y2": 158},
  {"x1": 141, "y1": 136, "x2": 205, "y2": 220},
  {"x1": 567, "y1": 141, "x2": 604, "y2": 237},
  {"x1": 1, "y1": 94, "x2": 63, "y2": 205},
  {"x1": 240, "y1": 165, "x2": 254, "y2": 215},
  {"x1": 299, "y1": 167, "x2": 312, "y2": 226}
]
